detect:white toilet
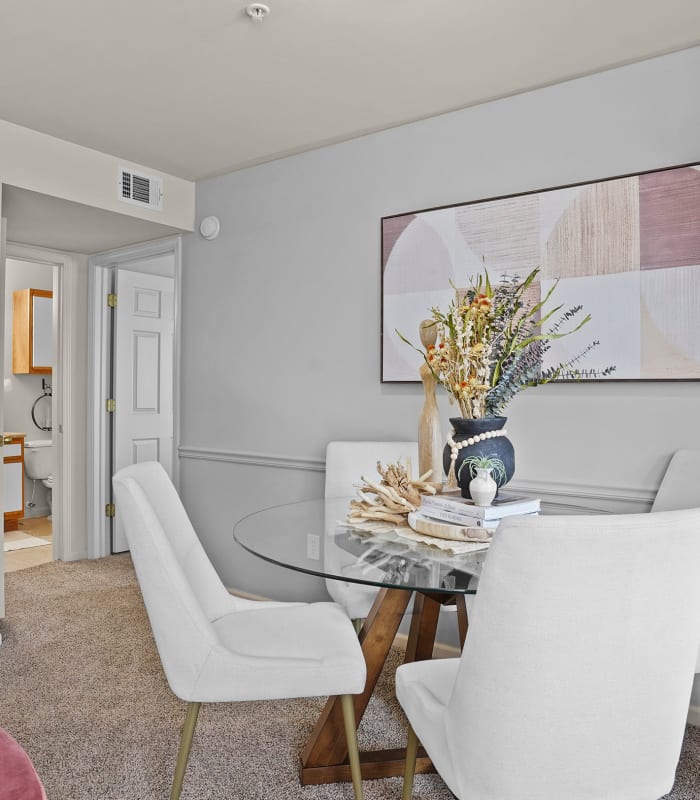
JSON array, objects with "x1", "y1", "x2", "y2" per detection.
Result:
[{"x1": 24, "y1": 439, "x2": 54, "y2": 519}]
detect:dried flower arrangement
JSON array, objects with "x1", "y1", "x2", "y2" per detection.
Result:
[
  {"x1": 398, "y1": 267, "x2": 615, "y2": 419},
  {"x1": 348, "y1": 460, "x2": 436, "y2": 527}
]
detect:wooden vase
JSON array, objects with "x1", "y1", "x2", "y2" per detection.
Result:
[{"x1": 417, "y1": 319, "x2": 443, "y2": 489}]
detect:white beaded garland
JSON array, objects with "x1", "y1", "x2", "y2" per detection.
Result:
[
  {"x1": 445, "y1": 428, "x2": 509, "y2": 490},
  {"x1": 446, "y1": 428, "x2": 507, "y2": 454}
]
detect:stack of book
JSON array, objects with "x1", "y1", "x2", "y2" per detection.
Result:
[{"x1": 417, "y1": 491, "x2": 540, "y2": 532}]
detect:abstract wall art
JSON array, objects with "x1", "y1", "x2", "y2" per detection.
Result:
[{"x1": 381, "y1": 163, "x2": 700, "y2": 382}]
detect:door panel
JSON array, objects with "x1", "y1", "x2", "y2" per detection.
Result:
[
  {"x1": 132, "y1": 438, "x2": 159, "y2": 463},
  {"x1": 112, "y1": 268, "x2": 174, "y2": 553},
  {"x1": 133, "y1": 332, "x2": 161, "y2": 410}
]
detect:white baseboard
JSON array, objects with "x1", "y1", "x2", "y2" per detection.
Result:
[
  {"x1": 24, "y1": 506, "x2": 51, "y2": 519},
  {"x1": 228, "y1": 586, "x2": 277, "y2": 602},
  {"x1": 229, "y1": 586, "x2": 700, "y2": 727},
  {"x1": 228, "y1": 589, "x2": 461, "y2": 655},
  {"x1": 392, "y1": 632, "x2": 460, "y2": 659},
  {"x1": 377, "y1": 632, "x2": 700, "y2": 727}
]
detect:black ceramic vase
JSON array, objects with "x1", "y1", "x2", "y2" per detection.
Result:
[{"x1": 442, "y1": 416, "x2": 515, "y2": 499}]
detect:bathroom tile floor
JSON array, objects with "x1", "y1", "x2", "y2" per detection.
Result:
[{"x1": 4, "y1": 517, "x2": 52, "y2": 573}]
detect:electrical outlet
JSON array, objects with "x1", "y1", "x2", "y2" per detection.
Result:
[{"x1": 306, "y1": 533, "x2": 321, "y2": 561}]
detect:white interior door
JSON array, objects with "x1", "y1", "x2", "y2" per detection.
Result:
[{"x1": 112, "y1": 268, "x2": 174, "y2": 553}]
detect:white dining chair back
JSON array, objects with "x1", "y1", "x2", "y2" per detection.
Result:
[
  {"x1": 652, "y1": 449, "x2": 700, "y2": 673},
  {"x1": 325, "y1": 441, "x2": 420, "y2": 499},
  {"x1": 652, "y1": 449, "x2": 700, "y2": 512},
  {"x1": 397, "y1": 509, "x2": 700, "y2": 800},
  {"x1": 113, "y1": 464, "x2": 236, "y2": 698},
  {"x1": 324, "y1": 441, "x2": 419, "y2": 622},
  {"x1": 113, "y1": 461, "x2": 367, "y2": 800}
]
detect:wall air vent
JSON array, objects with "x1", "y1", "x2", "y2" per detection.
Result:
[{"x1": 118, "y1": 167, "x2": 163, "y2": 211}]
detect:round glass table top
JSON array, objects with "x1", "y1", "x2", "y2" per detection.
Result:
[{"x1": 233, "y1": 497, "x2": 486, "y2": 595}]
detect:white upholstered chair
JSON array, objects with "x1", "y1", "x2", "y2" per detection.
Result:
[
  {"x1": 397, "y1": 509, "x2": 700, "y2": 800},
  {"x1": 113, "y1": 462, "x2": 367, "y2": 800},
  {"x1": 652, "y1": 449, "x2": 700, "y2": 513},
  {"x1": 324, "y1": 441, "x2": 419, "y2": 626},
  {"x1": 652, "y1": 448, "x2": 700, "y2": 676}
]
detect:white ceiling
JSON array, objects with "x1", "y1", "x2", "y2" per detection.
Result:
[{"x1": 0, "y1": 0, "x2": 699, "y2": 181}]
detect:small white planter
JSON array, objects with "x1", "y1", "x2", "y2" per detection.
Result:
[{"x1": 469, "y1": 467, "x2": 498, "y2": 507}]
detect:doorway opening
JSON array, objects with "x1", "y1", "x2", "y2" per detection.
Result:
[
  {"x1": 3, "y1": 254, "x2": 60, "y2": 572},
  {"x1": 2, "y1": 256, "x2": 57, "y2": 573}
]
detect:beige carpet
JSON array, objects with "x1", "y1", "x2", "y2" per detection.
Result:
[{"x1": 0, "y1": 556, "x2": 698, "y2": 800}]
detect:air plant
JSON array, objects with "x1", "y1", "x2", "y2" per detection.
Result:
[{"x1": 457, "y1": 453, "x2": 507, "y2": 486}]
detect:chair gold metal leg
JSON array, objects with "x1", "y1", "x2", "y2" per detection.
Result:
[
  {"x1": 402, "y1": 724, "x2": 419, "y2": 800},
  {"x1": 340, "y1": 694, "x2": 364, "y2": 800},
  {"x1": 170, "y1": 702, "x2": 201, "y2": 800},
  {"x1": 352, "y1": 618, "x2": 364, "y2": 635}
]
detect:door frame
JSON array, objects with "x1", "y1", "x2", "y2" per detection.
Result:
[
  {"x1": 3, "y1": 241, "x2": 84, "y2": 564},
  {"x1": 87, "y1": 236, "x2": 182, "y2": 558},
  {"x1": 0, "y1": 214, "x2": 5, "y2": 621}
]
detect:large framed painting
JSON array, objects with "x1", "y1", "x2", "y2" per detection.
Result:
[{"x1": 381, "y1": 162, "x2": 700, "y2": 382}]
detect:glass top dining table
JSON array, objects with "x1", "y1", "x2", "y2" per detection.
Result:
[
  {"x1": 233, "y1": 496, "x2": 489, "y2": 786},
  {"x1": 233, "y1": 496, "x2": 486, "y2": 596}
]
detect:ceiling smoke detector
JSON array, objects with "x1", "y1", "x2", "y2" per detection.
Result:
[{"x1": 245, "y1": 3, "x2": 270, "y2": 21}]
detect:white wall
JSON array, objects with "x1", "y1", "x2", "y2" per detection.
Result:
[
  {"x1": 4, "y1": 258, "x2": 54, "y2": 516},
  {"x1": 179, "y1": 47, "x2": 700, "y2": 707},
  {"x1": 0, "y1": 119, "x2": 194, "y2": 232}
]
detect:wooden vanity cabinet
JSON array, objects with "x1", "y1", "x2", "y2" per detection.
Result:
[
  {"x1": 13, "y1": 289, "x2": 53, "y2": 374},
  {"x1": 3, "y1": 434, "x2": 25, "y2": 532}
]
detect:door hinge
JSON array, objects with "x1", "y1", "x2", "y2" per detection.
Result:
[
  {"x1": 107, "y1": 293, "x2": 118, "y2": 308},
  {"x1": 105, "y1": 503, "x2": 116, "y2": 518},
  {"x1": 106, "y1": 398, "x2": 116, "y2": 413}
]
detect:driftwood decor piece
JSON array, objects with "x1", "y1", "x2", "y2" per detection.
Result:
[{"x1": 347, "y1": 460, "x2": 436, "y2": 528}]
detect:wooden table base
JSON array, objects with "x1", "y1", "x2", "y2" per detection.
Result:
[
  {"x1": 300, "y1": 587, "x2": 467, "y2": 784},
  {"x1": 301, "y1": 746, "x2": 433, "y2": 784}
]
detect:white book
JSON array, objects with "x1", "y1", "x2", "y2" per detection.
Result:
[
  {"x1": 420, "y1": 492, "x2": 540, "y2": 521},
  {"x1": 419, "y1": 505, "x2": 501, "y2": 528}
]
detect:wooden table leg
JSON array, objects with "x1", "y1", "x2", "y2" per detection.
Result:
[
  {"x1": 405, "y1": 592, "x2": 442, "y2": 663},
  {"x1": 455, "y1": 593, "x2": 469, "y2": 650},
  {"x1": 300, "y1": 588, "x2": 444, "y2": 785}
]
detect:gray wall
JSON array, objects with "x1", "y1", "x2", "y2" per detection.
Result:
[{"x1": 179, "y1": 47, "x2": 700, "y2": 702}]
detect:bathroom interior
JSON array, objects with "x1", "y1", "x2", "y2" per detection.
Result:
[{"x1": 3, "y1": 257, "x2": 55, "y2": 572}]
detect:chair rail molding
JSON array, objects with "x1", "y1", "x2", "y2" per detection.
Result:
[
  {"x1": 178, "y1": 446, "x2": 655, "y2": 514},
  {"x1": 508, "y1": 478, "x2": 655, "y2": 515},
  {"x1": 178, "y1": 445, "x2": 325, "y2": 473}
]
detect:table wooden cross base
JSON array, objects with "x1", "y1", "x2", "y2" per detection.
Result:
[{"x1": 300, "y1": 587, "x2": 469, "y2": 785}]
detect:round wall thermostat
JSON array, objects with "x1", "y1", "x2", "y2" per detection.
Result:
[{"x1": 199, "y1": 216, "x2": 221, "y2": 240}]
